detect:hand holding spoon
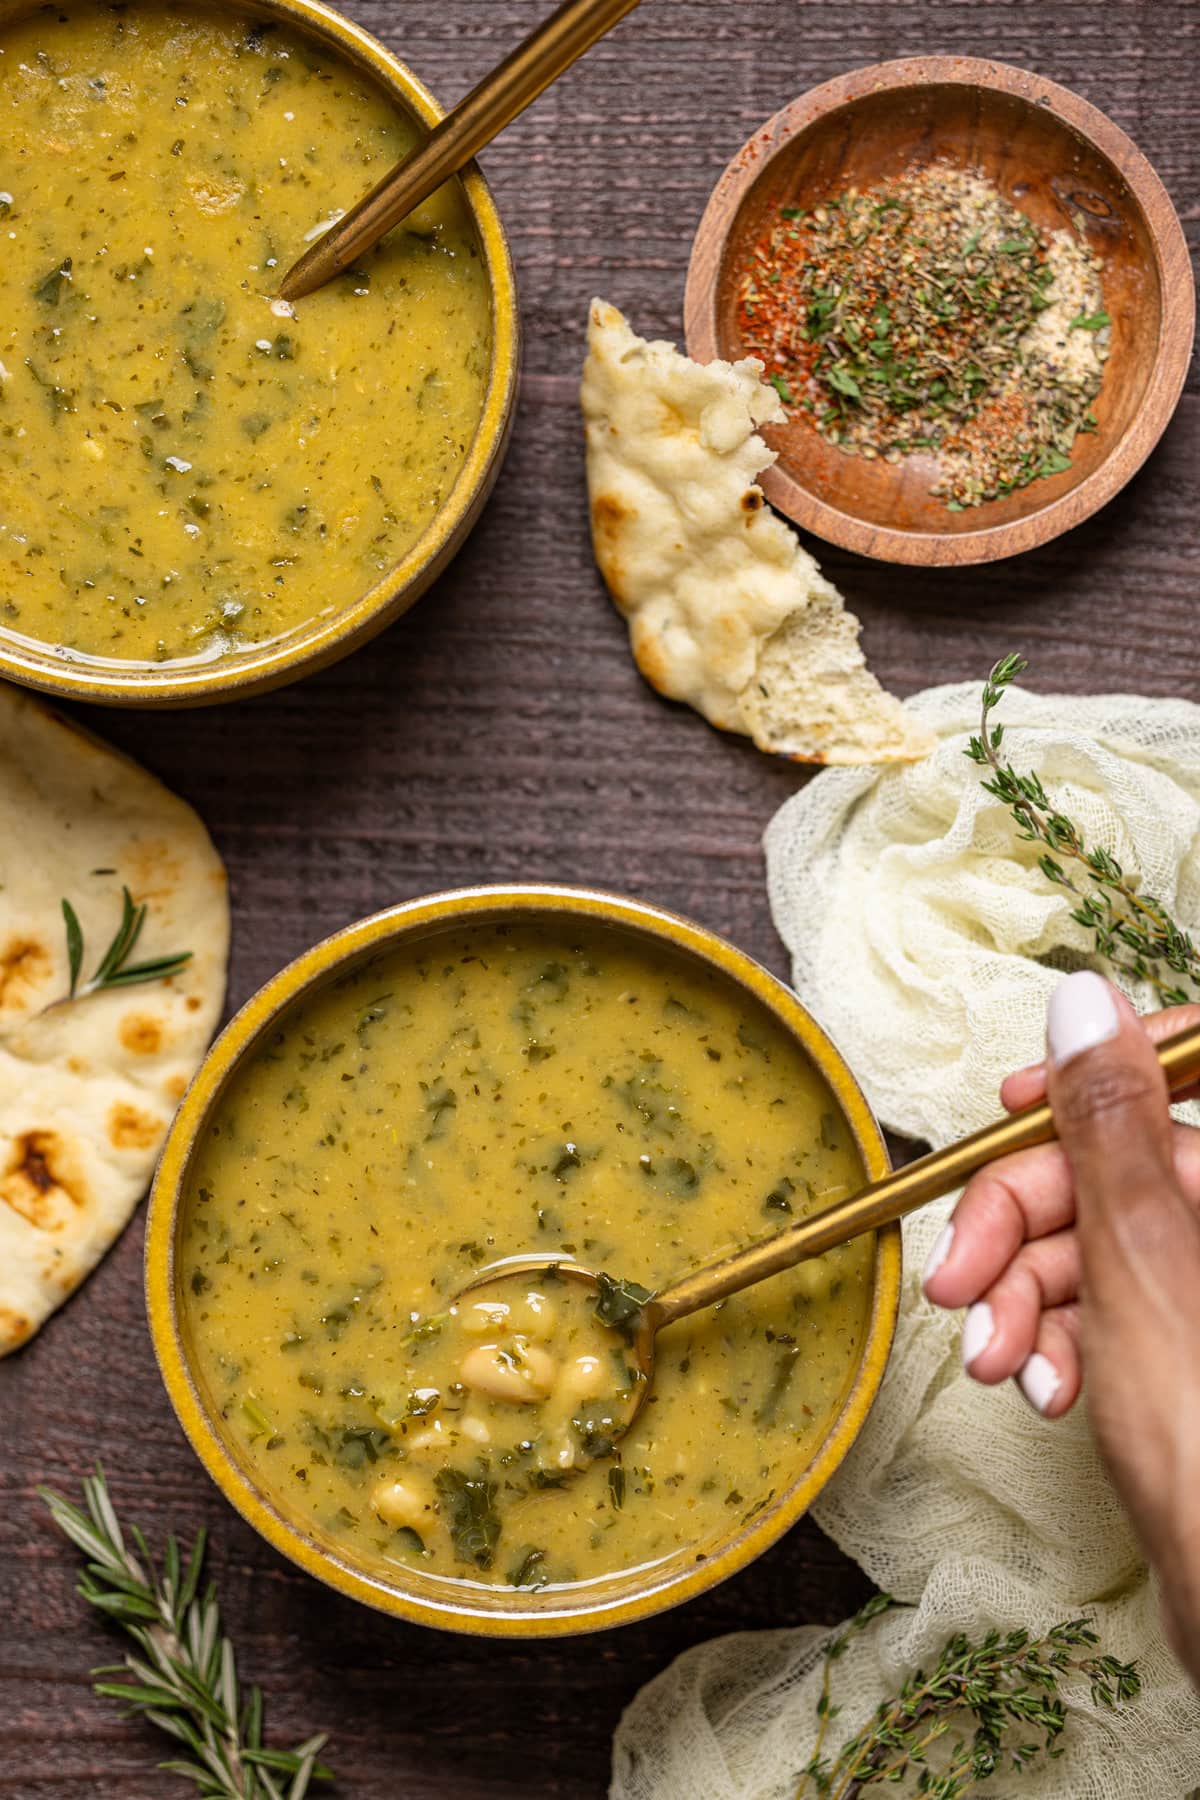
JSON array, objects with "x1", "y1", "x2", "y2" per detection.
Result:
[{"x1": 453, "y1": 1018, "x2": 1200, "y2": 1458}]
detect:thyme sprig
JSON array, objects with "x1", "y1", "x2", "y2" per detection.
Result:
[
  {"x1": 40, "y1": 1469, "x2": 331, "y2": 1800},
  {"x1": 62, "y1": 884, "x2": 193, "y2": 999},
  {"x1": 797, "y1": 1596, "x2": 1140, "y2": 1799},
  {"x1": 967, "y1": 654, "x2": 1200, "y2": 1005}
]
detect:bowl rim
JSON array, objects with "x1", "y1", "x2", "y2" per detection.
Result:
[
  {"x1": 145, "y1": 883, "x2": 902, "y2": 1638},
  {"x1": 684, "y1": 54, "x2": 1195, "y2": 567},
  {"x1": 0, "y1": 0, "x2": 520, "y2": 706}
]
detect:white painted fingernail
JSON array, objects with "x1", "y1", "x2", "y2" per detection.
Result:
[
  {"x1": 1047, "y1": 970, "x2": 1119, "y2": 1067},
  {"x1": 961, "y1": 1301, "x2": 994, "y2": 1369},
  {"x1": 923, "y1": 1223, "x2": 955, "y2": 1287},
  {"x1": 1018, "y1": 1351, "x2": 1062, "y2": 1415}
]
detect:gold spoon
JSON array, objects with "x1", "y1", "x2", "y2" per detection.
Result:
[
  {"x1": 457, "y1": 1019, "x2": 1200, "y2": 1453},
  {"x1": 277, "y1": 0, "x2": 642, "y2": 302}
]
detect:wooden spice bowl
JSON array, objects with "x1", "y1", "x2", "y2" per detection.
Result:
[{"x1": 685, "y1": 58, "x2": 1194, "y2": 566}]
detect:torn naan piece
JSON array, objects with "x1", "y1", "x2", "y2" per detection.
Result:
[
  {"x1": 580, "y1": 300, "x2": 934, "y2": 765},
  {"x1": 0, "y1": 685, "x2": 228, "y2": 1354}
]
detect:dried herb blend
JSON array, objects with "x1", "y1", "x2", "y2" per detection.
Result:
[{"x1": 737, "y1": 165, "x2": 1109, "y2": 510}]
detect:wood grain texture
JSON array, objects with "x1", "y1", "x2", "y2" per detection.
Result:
[{"x1": 0, "y1": 1, "x2": 1196, "y2": 1794}]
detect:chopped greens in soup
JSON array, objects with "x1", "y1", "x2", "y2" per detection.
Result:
[
  {"x1": 179, "y1": 923, "x2": 875, "y2": 1590},
  {"x1": 0, "y1": 2, "x2": 492, "y2": 665}
]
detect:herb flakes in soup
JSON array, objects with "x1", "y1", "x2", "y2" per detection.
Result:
[
  {"x1": 0, "y1": 2, "x2": 492, "y2": 665},
  {"x1": 179, "y1": 923, "x2": 875, "y2": 1591}
]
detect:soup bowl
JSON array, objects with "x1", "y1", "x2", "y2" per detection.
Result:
[
  {"x1": 0, "y1": 0, "x2": 518, "y2": 706},
  {"x1": 146, "y1": 885, "x2": 900, "y2": 1636}
]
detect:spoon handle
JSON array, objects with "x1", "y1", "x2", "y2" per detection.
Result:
[
  {"x1": 277, "y1": 0, "x2": 642, "y2": 300},
  {"x1": 650, "y1": 1019, "x2": 1200, "y2": 1330}
]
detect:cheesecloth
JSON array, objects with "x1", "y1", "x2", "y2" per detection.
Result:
[{"x1": 610, "y1": 683, "x2": 1200, "y2": 1800}]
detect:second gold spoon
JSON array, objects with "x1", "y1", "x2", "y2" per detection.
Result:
[{"x1": 277, "y1": 0, "x2": 642, "y2": 302}]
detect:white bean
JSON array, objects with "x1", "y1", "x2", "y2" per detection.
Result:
[
  {"x1": 460, "y1": 1298, "x2": 511, "y2": 1336},
  {"x1": 407, "y1": 1417, "x2": 452, "y2": 1452},
  {"x1": 459, "y1": 1337, "x2": 558, "y2": 1403},
  {"x1": 515, "y1": 1289, "x2": 558, "y2": 1341},
  {"x1": 370, "y1": 1475, "x2": 433, "y2": 1531},
  {"x1": 554, "y1": 1352, "x2": 608, "y2": 1405}
]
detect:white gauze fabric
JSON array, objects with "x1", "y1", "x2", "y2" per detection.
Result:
[{"x1": 611, "y1": 683, "x2": 1200, "y2": 1800}]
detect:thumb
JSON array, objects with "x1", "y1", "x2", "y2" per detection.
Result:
[{"x1": 1046, "y1": 971, "x2": 1185, "y2": 1285}]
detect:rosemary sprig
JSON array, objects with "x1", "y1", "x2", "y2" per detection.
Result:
[
  {"x1": 40, "y1": 1468, "x2": 331, "y2": 1800},
  {"x1": 797, "y1": 1597, "x2": 1140, "y2": 1799},
  {"x1": 62, "y1": 885, "x2": 193, "y2": 999},
  {"x1": 966, "y1": 654, "x2": 1200, "y2": 1005}
]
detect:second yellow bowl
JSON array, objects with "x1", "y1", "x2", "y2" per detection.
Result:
[{"x1": 146, "y1": 885, "x2": 900, "y2": 1636}]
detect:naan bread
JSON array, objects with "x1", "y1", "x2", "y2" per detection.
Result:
[
  {"x1": 581, "y1": 300, "x2": 934, "y2": 765},
  {"x1": 0, "y1": 685, "x2": 228, "y2": 1354}
]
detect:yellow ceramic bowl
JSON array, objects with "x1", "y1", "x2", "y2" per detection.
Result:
[
  {"x1": 146, "y1": 886, "x2": 900, "y2": 1636},
  {"x1": 0, "y1": 0, "x2": 519, "y2": 708}
]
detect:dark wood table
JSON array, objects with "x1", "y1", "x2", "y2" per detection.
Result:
[{"x1": 2, "y1": 1, "x2": 1195, "y2": 1793}]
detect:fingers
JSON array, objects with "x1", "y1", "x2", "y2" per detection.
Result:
[
  {"x1": 924, "y1": 1119, "x2": 1200, "y2": 1314},
  {"x1": 957, "y1": 1228, "x2": 1079, "y2": 1384},
  {"x1": 1016, "y1": 1306, "x2": 1082, "y2": 1419},
  {"x1": 1000, "y1": 1060, "x2": 1050, "y2": 1111},
  {"x1": 1000, "y1": 996, "x2": 1200, "y2": 1114},
  {"x1": 924, "y1": 1117, "x2": 1200, "y2": 1416},
  {"x1": 923, "y1": 1141, "x2": 1075, "y2": 1309},
  {"x1": 1046, "y1": 973, "x2": 1190, "y2": 1297},
  {"x1": 924, "y1": 977, "x2": 1200, "y2": 1423}
]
